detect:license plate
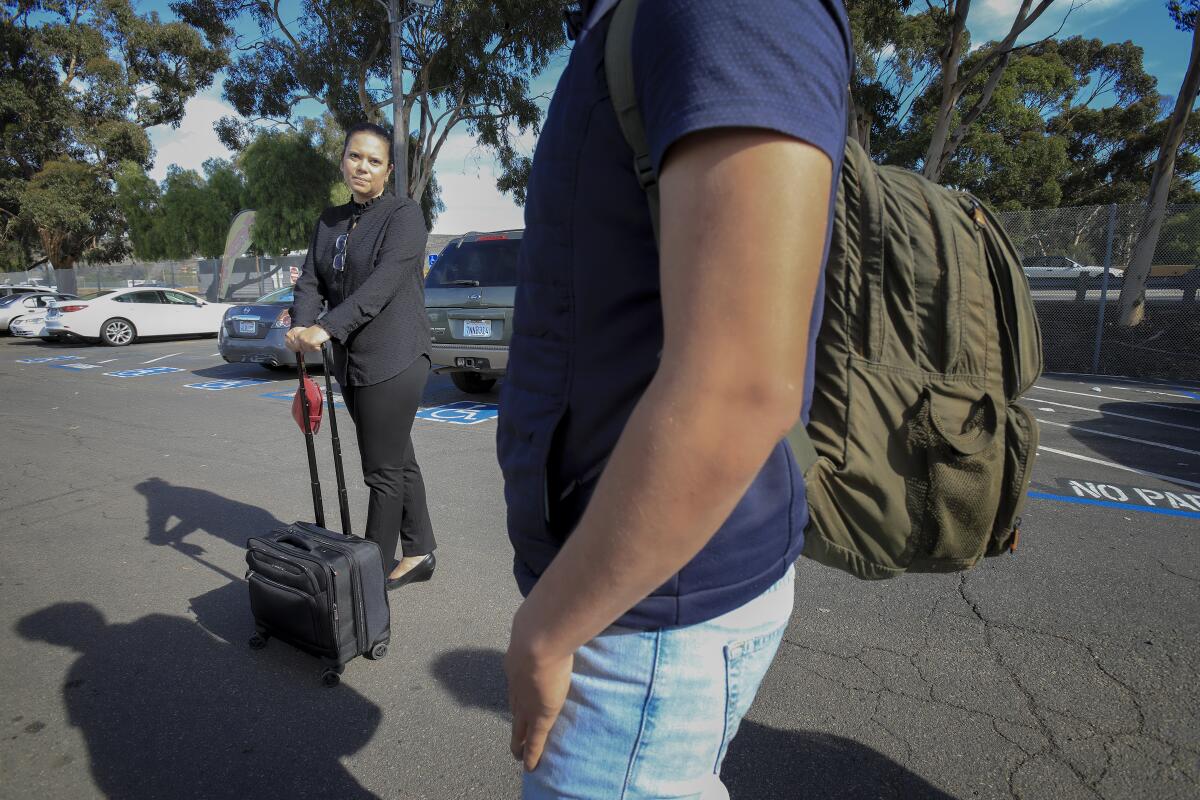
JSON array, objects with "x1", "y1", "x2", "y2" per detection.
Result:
[
  {"x1": 238, "y1": 320, "x2": 256, "y2": 334},
  {"x1": 463, "y1": 320, "x2": 491, "y2": 338}
]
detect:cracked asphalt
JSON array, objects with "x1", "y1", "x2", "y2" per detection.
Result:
[{"x1": 1, "y1": 336, "x2": 1197, "y2": 799}]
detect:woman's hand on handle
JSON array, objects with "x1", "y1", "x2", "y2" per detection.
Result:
[{"x1": 285, "y1": 325, "x2": 330, "y2": 353}]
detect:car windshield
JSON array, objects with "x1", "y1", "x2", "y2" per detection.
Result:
[
  {"x1": 0, "y1": 295, "x2": 26, "y2": 307},
  {"x1": 76, "y1": 291, "x2": 115, "y2": 300},
  {"x1": 425, "y1": 238, "x2": 521, "y2": 288},
  {"x1": 255, "y1": 287, "x2": 295, "y2": 305}
]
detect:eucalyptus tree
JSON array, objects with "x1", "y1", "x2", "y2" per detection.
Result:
[
  {"x1": 0, "y1": 0, "x2": 225, "y2": 289},
  {"x1": 179, "y1": 0, "x2": 566, "y2": 205}
]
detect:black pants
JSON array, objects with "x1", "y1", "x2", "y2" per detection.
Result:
[{"x1": 340, "y1": 356, "x2": 435, "y2": 570}]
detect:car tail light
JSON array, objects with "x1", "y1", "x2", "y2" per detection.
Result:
[
  {"x1": 272, "y1": 309, "x2": 291, "y2": 328},
  {"x1": 57, "y1": 304, "x2": 88, "y2": 312}
]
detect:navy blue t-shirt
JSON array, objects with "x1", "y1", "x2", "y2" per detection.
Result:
[{"x1": 498, "y1": 0, "x2": 852, "y2": 629}]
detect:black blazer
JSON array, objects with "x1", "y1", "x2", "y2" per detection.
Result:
[{"x1": 292, "y1": 194, "x2": 430, "y2": 387}]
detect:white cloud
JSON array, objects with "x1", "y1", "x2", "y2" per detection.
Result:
[
  {"x1": 970, "y1": 0, "x2": 1125, "y2": 44},
  {"x1": 146, "y1": 88, "x2": 238, "y2": 182},
  {"x1": 428, "y1": 127, "x2": 531, "y2": 235}
]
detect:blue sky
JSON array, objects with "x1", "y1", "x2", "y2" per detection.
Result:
[{"x1": 138, "y1": 0, "x2": 1196, "y2": 234}]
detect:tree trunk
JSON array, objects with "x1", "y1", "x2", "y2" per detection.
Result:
[
  {"x1": 389, "y1": 0, "x2": 410, "y2": 199},
  {"x1": 923, "y1": 0, "x2": 969, "y2": 181},
  {"x1": 1117, "y1": 22, "x2": 1200, "y2": 327},
  {"x1": 922, "y1": 0, "x2": 1057, "y2": 182}
]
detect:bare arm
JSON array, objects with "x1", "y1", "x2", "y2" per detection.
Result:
[{"x1": 506, "y1": 127, "x2": 834, "y2": 769}]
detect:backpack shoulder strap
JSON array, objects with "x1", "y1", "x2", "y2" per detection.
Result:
[
  {"x1": 602, "y1": 0, "x2": 820, "y2": 474},
  {"x1": 603, "y1": 0, "x2": 660, "y2": 243}
]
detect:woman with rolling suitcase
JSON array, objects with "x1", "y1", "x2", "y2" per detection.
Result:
[{"x1": 286, "y1": 121, "x2": 437, "y2": 591}]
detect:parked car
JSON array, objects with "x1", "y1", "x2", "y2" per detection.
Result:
[
  {"x1": 425, "y1": 230, "x2": 521, "y2": 393},
  {"x1": 44, "y1": 288, "x2": 231, "y2": 346},
  {"x1": 9, "y1": 309, "x2": 50, "y2": 338},
  {"x1": 0, "y1": 292, "x2": 76, "y2": 332},
  {"x1": 0, "y1": 284, "x2": 46, "y2": 298},
  {"x1": 217, "y1": 286, "x2": 320, "y2": 369},
  {"x1": 1021, "y1": 255, "x2": 1123, "y2": 280}
]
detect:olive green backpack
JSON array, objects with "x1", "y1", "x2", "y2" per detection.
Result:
[{"x1": 605, "y1": 0, "x2": 1044, "y2": 578}]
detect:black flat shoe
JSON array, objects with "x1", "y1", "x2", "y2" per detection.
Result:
[{"x1": 386, "y1": 552, "x2": 436, "y2": 591}]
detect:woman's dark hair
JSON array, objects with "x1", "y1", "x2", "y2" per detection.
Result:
[{"x1": 342, "y1": 122, "x2": 394, "y2": 167}]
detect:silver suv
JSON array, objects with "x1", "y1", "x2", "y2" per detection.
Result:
[{"x1": 425, "y1": 230, "x2": 521, "y2": 394}]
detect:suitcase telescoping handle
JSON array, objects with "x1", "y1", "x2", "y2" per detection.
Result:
[
  {"x1": 295, "y1": 344, "x2": 353, "y2": 536},
  {"x1": 296, "y1": 350, "x2": 325, "y2": 529}
]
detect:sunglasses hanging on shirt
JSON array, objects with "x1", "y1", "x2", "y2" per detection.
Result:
[{"x1": 333, "y1": 233, "x2": 348, "y2": 272}]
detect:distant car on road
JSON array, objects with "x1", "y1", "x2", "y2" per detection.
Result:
[
  {"x1": 0, "y1": 292, "x2": 76, "y2": 332},
  {"x1": 425, "y1": 230, "x2": 521, "y2": 394},
  {"x1": 44, "y1": 288, "x2": 230, "y2": 346},
  {"x1": 1021, "y1": 255, "x2": 1123, "y2": 281},
  {"x1": 217, "y1": 285, "x2": 320, "y2": 369}
]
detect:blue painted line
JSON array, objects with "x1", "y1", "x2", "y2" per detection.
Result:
[
  {"x1": 104, "y1": 367, "x2": 185, "y2": 378},
  {"x1": 1185, "y1": 392, "x2": 1200, "y2": 402},
  {"x1": 259, "y1": 390, "x2": 346, "y2": 409},
  {"x1": 185, "y1": 379, "x2": 269, "y2": 391},
  {"x1": 1028, "y1": 491, "x2": 1200, "y2": 520}
]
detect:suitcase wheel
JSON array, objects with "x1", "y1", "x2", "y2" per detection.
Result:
[
  {"x1": 368, "y1": 643, "x2": 388, "y2": 660},
  {"x1": 321, "y1": 668, "x2": 341, "y2": 688},
  {"x1": 248, "y1": 633, "x2": 268, "y2": 650}
]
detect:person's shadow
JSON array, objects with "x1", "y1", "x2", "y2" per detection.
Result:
[
  {"x1": 136, "y1": 477, "x2": 285, "y2": 559},
  {"x1": 430, "y1": 648, "x2": 955, "y2": 799},
  {"x1": 18, "y1": 602, "x2": 382, "y2": 800}
]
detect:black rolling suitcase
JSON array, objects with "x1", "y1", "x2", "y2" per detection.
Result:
[{"x1": 246, "y1": 345, "x2": 390, "y2": 687}]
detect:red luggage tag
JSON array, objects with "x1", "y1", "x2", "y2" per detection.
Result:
[{"x1": 292, "y1": 373, "x2": 324, "y2": 434}]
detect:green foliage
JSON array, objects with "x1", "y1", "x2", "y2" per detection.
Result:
[
  {"x1": 114, "y1": 161, "x2": 166, "y2": 260},
  {"x1": 0, "y1": 0, "x2": 225, "y2": 269},
  {"x1": 20, "y1": 158, "x2": 125, "y2": 268},
  {"x1": 1157, "y1": 206, "x2": 1200, "y2": 264},
  {"x1": 1168, "y1": 1, "x2": 1200, "y2": 31},
  {"x1": 241, "y1": 131, "x2": 339, "y2": 256}
]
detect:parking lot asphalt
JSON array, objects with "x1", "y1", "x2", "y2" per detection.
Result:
[{"x1": 1, "y1": 335, "x2": 1197, "y2": 800}]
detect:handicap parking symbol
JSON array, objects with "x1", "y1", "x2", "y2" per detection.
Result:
[
  {"x1": 50, "y1": 362, "x2": 101, "y2": 370},
  {"x1": 415, "y1": 401, "x2": 499, "y2": 426},
  {"x1": 185, "y1": 378, "x2": 270, "y2": 391},
  {"x1": 104, "y1": 367, "x2": 186, "y2": 378}
]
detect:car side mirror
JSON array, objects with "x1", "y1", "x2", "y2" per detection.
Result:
[{"x1": 195, "y1": 300, "x2": 206, "y2": 306}]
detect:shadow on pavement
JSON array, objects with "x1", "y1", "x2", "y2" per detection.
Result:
[
  {"x1": 136, "y1": 477, "x2": 286, "y2": 563},
  {"x1": 431, "y1": 647, "x2": 952, "y2": 799},
  {"x1": 1066, "y1": 401, "x2": 1200, "y2": 490},
  {"x1": 17, "y1": 602, "x2": 382, "y2": 800}
]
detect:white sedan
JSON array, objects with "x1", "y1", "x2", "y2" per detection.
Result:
[
  {"x1": 45, "y1": 288, "x2": 232, "y2": 346},
  {"x1": 10, "y1": 309, "x2": 50, "y2": 338}
]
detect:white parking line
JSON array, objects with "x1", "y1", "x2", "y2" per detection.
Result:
[
  {"x1": 1032, "y1": 385, "x2": 1200, "y2": 414},
  {"x1": 1035, "y1": 418, "x2": 1200, "y2": 457},
  {"x1": 96, "y1": 358, "x2": 119, "y2": 364},
  {"x1": 1025, "y1": 398, "x2": 1200, "y2": 431},
  {"x1": 142, "y1": 352, "x2": 183, "y2": 364},
  {"x1": 1037, "y1": 446, "x2": 1200, "y2": 491}
]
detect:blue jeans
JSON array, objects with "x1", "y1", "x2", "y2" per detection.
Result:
[{"x1": 523, "y1": 565, "x2": 796, "y2": 800}]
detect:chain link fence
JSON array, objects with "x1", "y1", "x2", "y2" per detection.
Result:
[
  {"x1": 2, "y1": 256, "x2": 306, "y2": 301},
  {"x1": 995, "y1": 203, "x2": 1199, "y2": 382}
]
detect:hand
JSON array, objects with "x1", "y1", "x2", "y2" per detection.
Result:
[
  {"x1": 284, "y1": 326, "x2": 306, "y2": 353},
  {"x1": 505, "y1": 605, "x2": 574, "y2": 772},
  {"x1": 286, "y1": 325, "x2": 330, "y2": 353}
]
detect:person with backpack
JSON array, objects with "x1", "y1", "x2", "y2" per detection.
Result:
[{"x1": 497, "y1": 1, "x2": 852, "y2": 796}]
